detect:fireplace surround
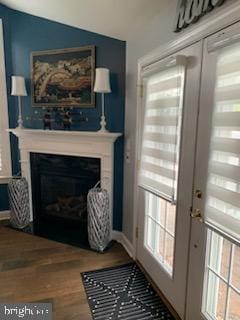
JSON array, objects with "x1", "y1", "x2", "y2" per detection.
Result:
[{"x1": 9, "y1": 128, "x2": 122, "y2": 242}]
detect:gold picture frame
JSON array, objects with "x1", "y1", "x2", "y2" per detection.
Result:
[{"x1": 31, "y1": 45, "x2": 95, "y2": 108}]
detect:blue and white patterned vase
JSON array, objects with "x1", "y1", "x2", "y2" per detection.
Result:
[
  {"x1": 8, "y1": 177, "x2": 30, "y2": 229},
  {"x1": 87, "y1": 187, "x2": 110, "y2": 252}
]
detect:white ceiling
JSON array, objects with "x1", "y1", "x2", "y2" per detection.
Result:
[{"x1": 0, "y1": 0, "x2": 167, "y2": 40}]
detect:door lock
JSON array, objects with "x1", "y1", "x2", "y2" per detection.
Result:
[
  {"x1": 190, "y1": 208, "x2": 203, "y2": 222},
  {"x1": 195, "y1": 189, "x2": 202, "y2": 198}
]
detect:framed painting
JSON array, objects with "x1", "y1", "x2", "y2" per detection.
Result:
[{"x1": 31, "y1": 45, "x2": 95, "y2": 107}]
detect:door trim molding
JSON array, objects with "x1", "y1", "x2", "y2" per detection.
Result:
[{"x1": 138, "y1": 2, "x2": 240, "y2": 69}]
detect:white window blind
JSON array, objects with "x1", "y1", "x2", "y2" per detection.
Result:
[
  {"x1": 0, "y1": 132, "x2": 2, "y2": 172},
  {"x1": 138, "y1": 56, "x2": 186, "y2": 203},
  {"x1": 0, "y1": 117, "x2": 10, "y2": 176},
  {"x1": 205, "y1": 42, "x2": 240, "y2": 242},
  {"x1": 0, "y1": 19, "x2": 11, "y2": 177}
]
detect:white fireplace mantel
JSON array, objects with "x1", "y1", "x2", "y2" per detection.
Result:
[
  {"x1": 8, "y1": 128, "x2": 122, "y2": 235},
  {"x1": 8, "y1": 128, "x2": 121, "y2": 143}
]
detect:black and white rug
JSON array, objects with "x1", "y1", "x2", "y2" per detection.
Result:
[{"x1": 81, "y1": 263, "x2": 174, "y2": 320}]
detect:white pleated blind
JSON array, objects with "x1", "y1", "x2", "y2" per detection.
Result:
[
  {"x1": 139, "y1": 58, "x2": 186, "y2": 203},
  {"x1": 205, "y1": 42, "x2": 240, "y2": 242},
  {"x1": 0, "y1": 132, "x2": 3, "y2": 173},
  {"x1": 0, "y1": 22, "x2": 11, "y2": 178},
  {"x1": 0, "y1": 120, "x2": 8, "y2": 175}
]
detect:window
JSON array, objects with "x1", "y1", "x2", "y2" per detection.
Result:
[
  {"x1": 205, "y1": 42, "x2": 240, "y2": 242},
  {"x1": 145, "y1": 192, "x2": 176, "y2": 275},
  {"x1": 139, "y1": 57, "x2": 186, "y2": 204},
  {"x1": 139, "y1": 55, "x2": 186, "y2": 276},
  {"x1": 202, "y1": 230, "x2": 240, "y2": 320},
  {"x1": 0, "y1": 19, "x2": 11, "y2": 178},
  {"x1": 202, "y1": 36, "x2": 240, "y2": 320}
]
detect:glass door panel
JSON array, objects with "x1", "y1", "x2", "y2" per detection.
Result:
[
  {"x1": 203, "y1": 230, "x2": 240, "y2": 320},
  {"x1": 186, "y1": 21, "x2": 240, "y2": 320},
  {"x1": 137, "y1": 41, "x2": 203, "y2": 319},
  {"x1": 144, "y1": 192, "x2": 176, "y2": 276}
]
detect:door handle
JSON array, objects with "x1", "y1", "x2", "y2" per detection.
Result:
[{"x1": 190, "y1": 208, "x2": 203, "y2": 222}]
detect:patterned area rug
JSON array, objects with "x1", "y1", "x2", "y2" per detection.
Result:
[{"x1": 81, "y1": 263, "x2": 174, "y2": 320}]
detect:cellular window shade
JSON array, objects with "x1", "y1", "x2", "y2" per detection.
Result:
[
  {"x1": 205, "y1": 42, "x2": 240, "y2": 243},
  {"x1": 0, "y1": 111, "x2": 10, "y2": 176},
  {"x1": 0, "y1": 120, "x2": 7, "y2": 175},
  {"x1": 139, "y1": 57, "x2": 186, "y2": 203},
  {"x1": 0, "y1": 127, "x2": 7, "y2": 175},
  {"x1": 0, "y1": 132, "x2": 2, "y2": 173}
]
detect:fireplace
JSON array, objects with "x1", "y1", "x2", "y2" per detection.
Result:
[
  {"x1": 30, "y1": 153, "x2": 100, "y2": 247},
  {"x1": 8, "y1": 129, "x2": 122, "y2": 244}
]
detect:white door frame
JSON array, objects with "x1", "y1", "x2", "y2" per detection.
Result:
[{"x1": 132, "y1": 0, "x2": 240, "y2": 259}]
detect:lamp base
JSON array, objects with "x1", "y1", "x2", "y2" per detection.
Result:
[
  {"x1": 17, "y1": 96, "x2": 24, "y2": 129},
  {"x1": 98, "y1": 115, "x2": 109, "y2": 132},
  {"x1": 17, "y1": 119, "x2": 24, "y2": 129}
]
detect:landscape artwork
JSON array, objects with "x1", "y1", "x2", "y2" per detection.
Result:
[{"x1": 31, "y1": 46, "x2": 95, "y2": 107}]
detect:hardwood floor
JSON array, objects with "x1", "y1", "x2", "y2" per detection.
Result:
[{"x1": 0, "y1": 224, "x2": 132, "y2": 320}]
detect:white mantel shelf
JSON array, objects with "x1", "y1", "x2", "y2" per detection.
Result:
[
  {"x1": 8, "y1": 128, "x2": 122, "y2": 142},
  {"x1": 8, "y1": 128, "x2": 122, "y2": 236}
]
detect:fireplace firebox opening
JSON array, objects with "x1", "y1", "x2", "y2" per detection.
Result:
[{"x1": 30, "y1": 153, "x2": 101, "y2": 248}]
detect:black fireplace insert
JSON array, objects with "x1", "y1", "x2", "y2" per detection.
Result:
[{"x1": 30, "y1": 153, "x2": 100, "y2": 248}]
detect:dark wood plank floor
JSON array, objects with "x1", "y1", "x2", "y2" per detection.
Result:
[{"x1": 0, "y1": 224, "x2": 132, "y2": 320}]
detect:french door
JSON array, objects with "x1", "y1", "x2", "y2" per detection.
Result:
[
  {"x1": 136, "y1": 41, "x2": 203, "y2": 319},
  {"x1": 136, "y1": 21, "x2": 240, "y2": 320},
  {"x1": 186, "y1": 22, "x2": 240, "y2": 320}
]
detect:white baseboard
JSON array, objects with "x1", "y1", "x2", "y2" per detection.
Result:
[
  {"x1": 0, "y1": 210, "x2": 10, "y2": 220},
  {"x1": 112, "y1": 230, "x2": 134, "y2": 258},
  {"x1": 111, "y1": 230, "x2": 122, "y2": 242}
]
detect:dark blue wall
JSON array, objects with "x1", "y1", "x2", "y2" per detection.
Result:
[
  {"x1": 0, "y1": 5, "x2": 125, "y2": 230},
  {"x1": 0, "y1": 184, "x2": 9, "y2": 211}
]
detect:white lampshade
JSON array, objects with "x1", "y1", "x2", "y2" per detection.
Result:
[
  {"x1": 94, "y1": 68, "x2": 111, "y2": 93},
  {"x1": 11, "y1": 75, "x2": 27, "y2": 96}
]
